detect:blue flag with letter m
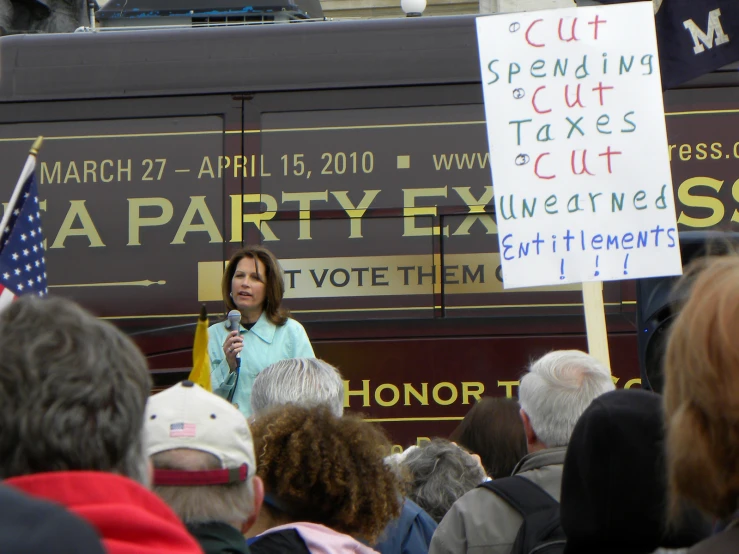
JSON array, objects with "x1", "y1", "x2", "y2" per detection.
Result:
[
  {"x1": 655, "y1": 0, "x2": 739, "y2": 89},
  {"x1": 599, "y1": 0, "x2": 739, "y2": 89}
]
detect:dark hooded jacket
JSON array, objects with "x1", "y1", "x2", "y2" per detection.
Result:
[
  {"x1": 560, "y1": 389, "x2": 710, "y2": 554},
  {"x1": 188, "y1": 521, "x2": 250, "y2": 554},
  {"x1": 0, "y1": 484, "x2": 105, "y2": 554}
]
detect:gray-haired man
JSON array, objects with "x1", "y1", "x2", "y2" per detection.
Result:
[
  {"x1": 250, "y1": 357, "x2": 344, "y2": 419},
  {"x1": 147, "y1": 380, "x2": 264, "y2": 554},
  {"x1": 429, "y1": 350, "x2": 615, "y2": 554}
]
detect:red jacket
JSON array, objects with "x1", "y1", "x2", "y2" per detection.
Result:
[{"x1": 6, "y1": 471, "x2": 203, "y2": 554}]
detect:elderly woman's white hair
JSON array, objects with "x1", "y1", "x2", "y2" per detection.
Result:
[{"x1": 400, "y1": 439, "x2": 486, "y2": 523}]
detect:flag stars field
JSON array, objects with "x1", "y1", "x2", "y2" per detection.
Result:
[{"x1": 0, "y1": 138, "x2": 48, "y2": 310}]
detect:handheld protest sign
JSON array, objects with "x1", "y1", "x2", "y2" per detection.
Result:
[{"x1": 476, "y1": 2, "x2": 682, "y2": 290}]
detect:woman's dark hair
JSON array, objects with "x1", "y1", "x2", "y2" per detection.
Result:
[
  {"x1": 221, "y1": 245, "x2": 288, "y2": 326},
  {"x1": 449, "y1": 397, "x2": 527, "y2": 479}
]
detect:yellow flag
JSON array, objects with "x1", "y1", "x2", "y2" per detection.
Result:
[{"x1": 188, "y1": 304, "x2": 211, "y2": 391}]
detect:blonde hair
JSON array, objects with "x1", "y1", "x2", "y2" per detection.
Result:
[{"x1": 664, "y1": 255, "x2": 739, "y2": 520}]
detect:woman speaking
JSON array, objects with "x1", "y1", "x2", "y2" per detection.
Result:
[{"x1": 208, "y1": 246, "x2": 314, "y2": 417}]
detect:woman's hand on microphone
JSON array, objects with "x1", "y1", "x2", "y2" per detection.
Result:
[{"x1": 223, "y1": 330, "x2": 244, "y2": 371}]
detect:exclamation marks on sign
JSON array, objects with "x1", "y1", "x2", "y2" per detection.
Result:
[
  {"x1": 560, "y1": 259, "x2": 565, "y2": 280},
  {"x1": 590, "y1": 254, "x2": 629, "y2": 277}
]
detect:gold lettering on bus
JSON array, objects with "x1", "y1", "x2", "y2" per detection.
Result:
[
  {"x1": 281, "y1": 191, "x2": 329, "y2": 240},
  {"x1": 677, "y1": 177, "x2": 724, "y2": 228},
  {"x1": 41, "y1": 160, "x2": 133, "y2": 184},
  {"x1": 402, "y1": 187, "x2": 450, "y2": 237},
  {"x1": 50, "y1": 200, "x2": 105, "y2": 248},
  {"x1": 404, "y1": 383, "x2": 429, "y2": 406},
  {"x1": 497, "y1": 380, "x2": 519, "y2": 398},
  {"x1": 229, "y1": 194, "x2": 279, "y2": 242},
  {"x1": 375, "y1": 384, "x2": 400, "y2": 407},
  {"x1": 344, "y1": 379, "x2": 371, "y2": 408},
  {"x1": 452, "y1": 186, "x2": 497, "y2": 235},
  {"x1": 171, "y1": 196, "x2": 222, "y2": 244},
  {"x1": 330, "y1": 190, "x2": 381, "y2": 239},
  {"x1": 128, "y1": 198, "x2": 174, "y2": 246},
  {"x1": 344, "y1": 380, "x2": 488, "y2": 408}
]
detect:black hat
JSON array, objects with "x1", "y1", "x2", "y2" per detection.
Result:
[{"x1": 560, "y1": 389, "x2": 709, "y2": 554}]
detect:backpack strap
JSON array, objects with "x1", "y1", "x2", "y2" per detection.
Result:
[{"x1": 478, "y1": 476, "x2": 562, "y2": 554}]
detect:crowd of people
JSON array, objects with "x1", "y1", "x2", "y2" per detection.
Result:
[{"x1": 0, "y1": 247, "x2": 738, "y2": 554}]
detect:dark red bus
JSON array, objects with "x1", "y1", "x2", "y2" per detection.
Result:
[{"x1": 0, "y1": 15, "x2": 736, "y2": 447}]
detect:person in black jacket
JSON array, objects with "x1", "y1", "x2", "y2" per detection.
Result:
[
  {"x1": 0, "y1": 484, "x2": 105, "y2": 553},
  {"x1": 560, "y1": 389, "x2": 709, "y2": 554}
]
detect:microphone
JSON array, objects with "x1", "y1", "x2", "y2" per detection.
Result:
[{"x1": 227, "y1": 310, "x2": 241, "y2": 370}]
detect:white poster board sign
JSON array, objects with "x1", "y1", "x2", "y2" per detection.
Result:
[{"x1": 476, "y1": 2, "x2": 682, "y2": 289}]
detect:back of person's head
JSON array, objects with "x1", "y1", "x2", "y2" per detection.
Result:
[
  {"x1": 519, "y1": 350, "x2": 615, "y2": 448},
  {"x1": 146, "y1": 381, "x2": 262, "y2": 529},
  {"x1": 250, "y1": 404, "x2": 402, "y2": 543},
  {"x1": 0, "y1": 485, "x2": 105, "y2": 554},
  {"x1": 561, "y1": 389, "x2": 710, "y2": 554},
  {"x1": 250, "y1": 357, "x2": 344, "y2": 418},
  {"x1": 664, "y1": 255, "x2": 739, "y2": 521},
  {"x1": 449, "y1": 397, "x2": 527, "y2": 478},
  {"x1": 0, "y1": 296, "x2": 151, "y2": 484},
  {"x1": 400, "y1": 439, "x2": 486, "y2": 523}
]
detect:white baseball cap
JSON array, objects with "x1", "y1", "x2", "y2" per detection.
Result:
[{"x1": 145, "y1": 380, "x2": 255, "y2": 486}]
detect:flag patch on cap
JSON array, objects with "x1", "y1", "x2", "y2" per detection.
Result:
[{"x1": 170, "y1": 422, "x2": 196, "y2": 437}]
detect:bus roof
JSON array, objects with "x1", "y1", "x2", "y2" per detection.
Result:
[
  {"x1": 0, "y1": 16, "x2": 482, "y2": 101},
  {"x1": 0, "y1": 14, "x2": 736, "y2": 102}
]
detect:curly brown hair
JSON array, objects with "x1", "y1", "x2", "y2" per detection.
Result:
[{"x1": 251, "y1": 405, "x2": 402, "y2": 542}]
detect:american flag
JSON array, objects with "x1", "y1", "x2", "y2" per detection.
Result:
[
  {"x1": 0, "y1": 166, "x2": 47, "y2": 312},
  {"x1": 170, "y1": 422, "x2": 197, "y2": 437}
]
